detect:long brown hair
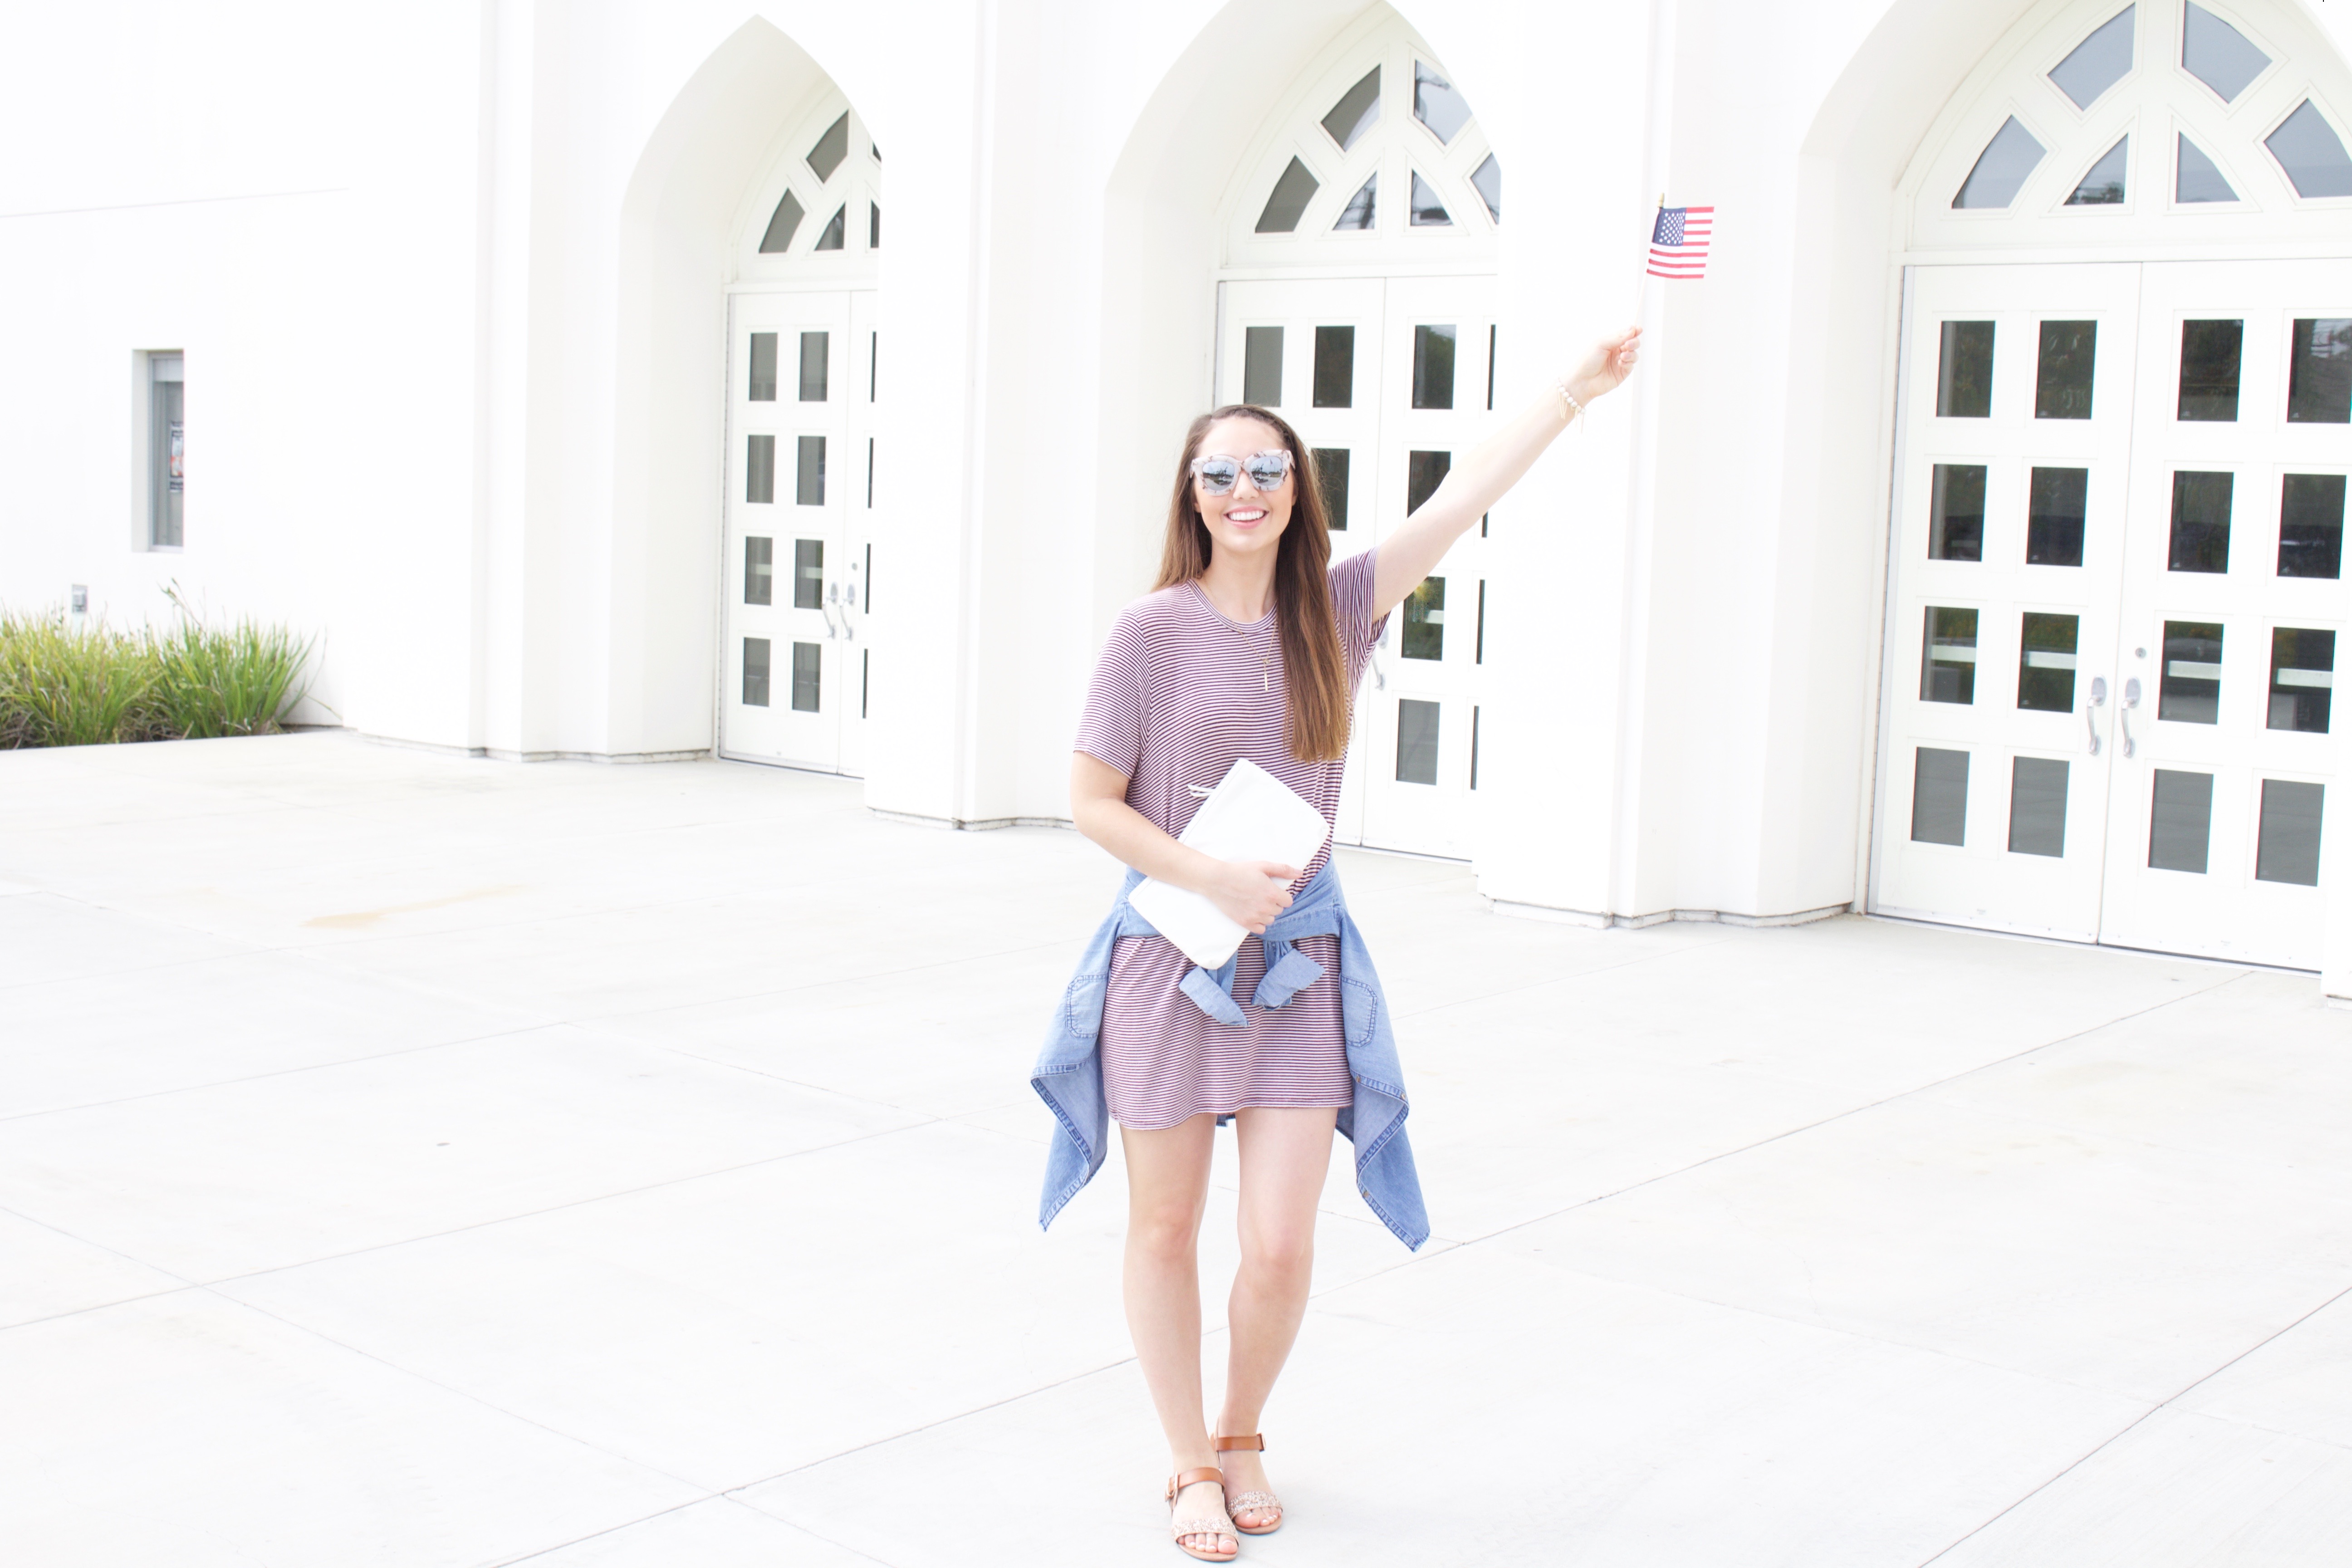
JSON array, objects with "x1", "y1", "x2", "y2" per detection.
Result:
[{"x1": 1154, "y1": 404, "x2": 1349, "y2": 761}]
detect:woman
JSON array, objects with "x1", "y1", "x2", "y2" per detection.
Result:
[{"x1": 1033, "y1": 326, "x2": 1642, "y2": 1559}]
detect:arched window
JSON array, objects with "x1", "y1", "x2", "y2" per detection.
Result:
[{"x1": 738, "y1": 98, "x2": 882, "y2": 281}]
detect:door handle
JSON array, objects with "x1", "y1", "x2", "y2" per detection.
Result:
[
  {"x1": 1369, "y1": 622, "x2": 1390, "y2": 690},
  {"x1": 2119, "y1": 676, "x2": 2141, "y2": 759},
  {"x1": 2084, "y1": 675, "x2": 2107, "y2": 756},
  {"x1": 828, "y1": 582, "x2": 854, "y2": 641}
]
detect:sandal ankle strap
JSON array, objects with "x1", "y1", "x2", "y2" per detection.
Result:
[
  {"x1": 1166, "y1": 1465, "x2": 1224, "y2": 1500},
  {"x1": 1213, "y1": 1433, "x2": 1264, "y2": 1452}
]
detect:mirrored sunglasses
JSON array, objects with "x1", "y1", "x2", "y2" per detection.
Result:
[{"x1": 1190, "y1": 450, "x2": 1294, "y2": 496}]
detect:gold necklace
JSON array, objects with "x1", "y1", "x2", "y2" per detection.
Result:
[{"x1": 1200, "y1": 583, "x2": 1274, "y2": 691}]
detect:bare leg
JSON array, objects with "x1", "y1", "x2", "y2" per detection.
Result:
[
  {"x1": 1121, "y1": 1114, "x2": 1235, "y2": 1560},
  {"x1": 1217, "y1": 1106, "x2": 1337, "y2": 1528}
]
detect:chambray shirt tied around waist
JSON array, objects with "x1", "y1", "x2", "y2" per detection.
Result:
[{"x1": 1029, "y1": 863, "x2": 1429, "y2": 1250}]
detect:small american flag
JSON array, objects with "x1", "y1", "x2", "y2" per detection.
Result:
[{"x1": 1646, "y1": 203, "x2": 1713, "y2": 279}]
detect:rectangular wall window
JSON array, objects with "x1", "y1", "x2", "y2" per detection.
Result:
[
  {"x1": 2255, "y1": 780, "x2": 2324, "y2": 885},
  {"x1": 2167, "y1": 470, "x2": 2232, "y2": 573},
  {"x1": 862, "y1": 648, "x2": 871, "y2": 719},
  {"x1": 1936, "y1": 321, "x2": 1994, "y2": 417},
  {"x1": 2177, "y1": 319, "x2": 2243, "y2": 421},
  {"x1": 744, "y1": 537, "x2": 774, "y2": 605},
  {"x1": 797, "y1": 436, "x2": 826, "y2": 505},
  {"x1": 791, "y1": 642, "x2": 822, "y2": 712},
  {"x1": 1243, "y1": 326, "x2": 1284, "y2": 405},
  {"x1": 1313, "y1": 325, "x2": 1354, "y2": 407},
  {"x1": 2017, "y1": 612, "x2": 2080, "y2": 712},
  {"x1": 2279, "y1": 474, "x2": 2346, "y2": 578},
  {"x1": 748, "y1": 333, "x2": 778, "y2": 401},
  {"x1": 148, "y1": 352, "x2": 184, "y2": 549},
  {"x1": 1911, "y1": 747, "x2": 1969, "y2": 845},
  {"x1": 1312, "y1": 447, "x2": 1349, "y2": 529},
  {"x1": 1402, "y1": 578, "x2": 1445, "y2": 660},
  {"x1": 1475, "y1": 579, "x2": 1486, "y2": 664},
  {"x1": 2034, "y1": 320, "x2": 2096, "y2": 419},
  {"x1": 794, "y1": 539, "x2": 824, "y2": 610},
  {"x1": 1930, "y1": 464, "x2": 1986, "y2": 561},
  {"x1": 2008, "y1": 756, "x2": 2069, "y2": 857},
  {"x1": 2159, "y1": 621, "x2": 2224, "y2": 723},
  {"x1": 742, "y1": 637, "x2": 771, "y2": 706},
  {"x1": 2026, "y1": 467, "x2": 2088, "y2": 566},
  {"x1": 2148, "y1": 769, "x2": 2215, "y2": 873},
  {"x1": 2269, "y1": 627, "x2": 2335, "y2": 733},
  {"x1": 746, "y1": 434, "x2": 775, "y2": 504},
  {"x1": 1412, "y1": 324, "x2": 1456, "y2": 409},
  {"x1": 1921, "y1": 607, "x2": 1979, "y2": 703},
  {"x1": 2287, "y1": 318, "x2": 2351, "y2": 424},
  {"x1": 1407, "y1": 450, "x2": 1450, "y2": 514},
  {"x1": 1395, "y1": 698, "x2": 1440, "y2": 784},
  {"x1": 799, "y1": 332, "x2": 830, "y2": 402}
]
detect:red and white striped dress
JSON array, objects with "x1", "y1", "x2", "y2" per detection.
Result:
[{"x1": 1074, "y1": 549, "x2": 1389, "y2": 1130}]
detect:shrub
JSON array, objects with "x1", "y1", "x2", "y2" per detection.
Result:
[{"x1": 0, "y1": 593, "x2": 314, "y2": 749}]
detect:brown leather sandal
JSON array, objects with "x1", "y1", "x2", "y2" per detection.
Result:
[
  {"x1": 1215, "y1": 1434, "x2": 1283, "y2": 1535},
  {"x1": 1165, "y1": 1465, "x2": 1236, "y2": 1561}
]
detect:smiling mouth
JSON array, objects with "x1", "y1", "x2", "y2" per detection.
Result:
[{"x1": 1227, "y1": 507, "x2": 1267, "y2": 524}]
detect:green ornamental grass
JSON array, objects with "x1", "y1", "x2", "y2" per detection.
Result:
[{"x1": 0, "y1": 590, "x2": 314, "y2": 749}]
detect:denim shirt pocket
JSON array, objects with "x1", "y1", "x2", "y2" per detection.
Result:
[
  {"x1": 1061, "y1": 969, "x2": 1109, "y2": 1044},
  {"x1": 1340, "y1": 974, "x2": 1379, "y2": 1049}
]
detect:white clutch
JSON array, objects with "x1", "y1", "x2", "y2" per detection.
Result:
[{"x1": 1127, "y1": 758, "x2": 1332, "y2": 968}]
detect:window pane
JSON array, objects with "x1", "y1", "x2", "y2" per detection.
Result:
[
  {"x1": 1395, "y1": 698, "x2": 1440, "y2": 785},
  {"x1": 1953, "y1": 116, "x2": 2046, "y2": 209},
  {"x1": 1412, "y1": 61, "x2": 1472, "y2": 143},
  {"x1": 2009, "y1": 756, "x2": 2070, "y2": 857},
  {"x1": 2255, "y1": 780, "x2": 2324, "y2": 885},
  {"x1": 796, "y1": 436, "x2": 826, "y2": 506},
  {"x1": 1333, "y1": 173, "x2": 1377, "y2": 231},
  {"x1": 1407, "y1": 450, "x2": 1451, "y2": 514},
  {"x1": 2178, "y1": 320, "x2": 2242, "y2": 419},
  {"x1": 1936, "y1": 321, "x2": 1994, "y2": 417},
  {"x1": 791, "y1": 642, "x2": 822, "y2": 713},
  {"x1": 2035, "y1": 321, "x2": 2097, "y2": 418},
  {"x1": 2279, "y1": 474, "x2": 2347, "y2": 578},
  {"x1": 1256, "y1": 157, "x2": 1320, "y2": 234},
  {"x1": 793, "y1": 539, "x2": 823, "y2": 610},
  {"x1": 2148, "y1": 769, "x2": 2215, "y2": 873},
  {"x1": 1412, "y1": 324, "x2": 1456, "y2": 409},
  {"x1": 2268, "y1": 101, "x2": 2352, "y2": 200},
  {"x1": 2288, "y1": 319, "x2": 2352, "y2": 424},
  {"x1": 1911, "y1": 747, "x2": 1969, "y2": 845},
  {"x1": 2159, "y1": 620, "x2": 2224, "y2": 723},
  {"x1": 807, "y1": 113, "x2": 849, "y2": 181},
  {"x1": 1403, "y1": 577, "x2": 1446, "y2": 660},
  {"x1": 799, "y1": 332, "x2": 829, "y2": 402},
  {"x1": 2066, "y1": 137, "x2": 2130, "y2": 205},
  {"x1": 1921, "y1": 607, "x2": 1980, "y2": 703},
  {"x1": 2181, "y1": 2, "x2": 2269, "y2": 103},
  {"x1": 2176, "y1": 135, "x2": 2237, "y2": 203},
  {"x1": 1470, "y1": 154, "x2": 1501, "y2": 222},
  {"x1": 149, "y1": 356, "x2": 183, "y2": 550},
  {"x1": 869, "y1": 201, "x2": 881, "y2": 248},
  {"x1": 1470, "y1": 706, "x2": 1480, "y2": 790},
  {"x1": 745, "y1": 536, "x2": 774, "y2": 605},
  {"x1": 2027, "y1": 467, "x2": 2088, "y2": 566},
  {"x1": 2018, "y1": 612, "x2": 2080, "y2": 712},
  {"x1": 1408, "y1": 172, "x2": 1452, "y2": 226},
  {"x1": 759, "y1": 191, "x2": 805, "y2": 253},
  {"x1": 2168, "y1": 470, "x2": 2232, "y2": 573},
  {"x1": 1322, "y1": 67, "x2": 1381, "y2": 151},
  {"x1": 2050, "y1": 6, "x2": 2135, "y2": 109},
  {"x1": 1313, "y1": 325, "x2": 1355, "y2": 407},
  {"x1": 1243, "y1": 325, "x2": 1284, "y2": 406},
  {"x1": 1930, "y1": 463, "x2": 1987, "y2": 561},
  {"x1": 814, "y1": 205, "x2": 847, "y2": 251},
  {"x1": 746, "y1": 434, "x2": 775, "y2": 504},
  {"x1": 1311, "y1": 447, "x2": 1349, "y2": 529},
  {"x1": 742, "y1": 637, "x2": 771, "y2": 707},
  {"x1": 748, "y1": 333, "x2": 778, "y2": 401},
  {"x1": 1476, "y1": 579, "x2": 1486, "y2": 663},
  {"x1": 2269, "y1": 627, "x2": 2335, "y2": 733}
]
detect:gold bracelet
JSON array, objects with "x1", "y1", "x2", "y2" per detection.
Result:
[{"x1": 1554, "y1": 380, "x2": 1585, "y2": 423}]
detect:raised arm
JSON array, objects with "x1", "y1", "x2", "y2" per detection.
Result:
[
  {"x1": 1371, "y1": 326, "x2": 1643, "y2": 619},
  {"x1": 1071, "y1": 752, "x2": 1297, "y2": 934}
]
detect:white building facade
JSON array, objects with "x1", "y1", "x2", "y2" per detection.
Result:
[{"x1": 5, "y1": 0, "x2": 2350, "y2": 988}]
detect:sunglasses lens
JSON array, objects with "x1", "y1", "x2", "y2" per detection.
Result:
[
  {"x1": 1196, "y1": 458, "x2": 1240, "y2": 493},
  {"x1": 1245, "y1": 456, "x2": 1289, "y2": 490}
]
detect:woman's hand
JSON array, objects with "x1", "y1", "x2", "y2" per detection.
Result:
[
  {"x1": 1566, "y1": 326, "x2": 1643, "y2": 405},
  {"x1": 1202, "y1": 859, "x2": 1299, "y2": 934}
]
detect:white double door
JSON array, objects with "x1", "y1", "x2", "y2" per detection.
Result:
[
  {"x1": 1875, "y1": 260, "x2": 2348, "y2": 968},
  {"x1": 1217, "y1": 274, "x2": 1495, "y2": 858},
  {"x1": 720, "y1": 289, "x2": 877, "y2": 775}
]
